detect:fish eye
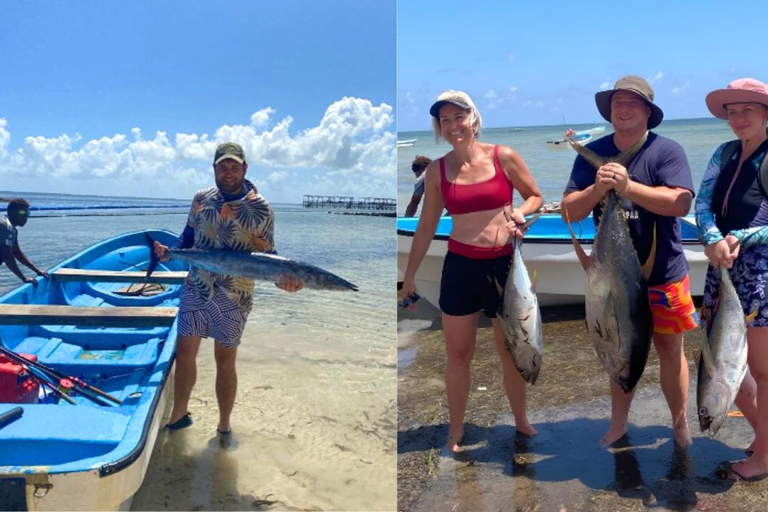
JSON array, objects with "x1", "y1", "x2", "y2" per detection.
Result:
[{"x1": 699, "y1": 407, "x2": 707, "y2": 416}]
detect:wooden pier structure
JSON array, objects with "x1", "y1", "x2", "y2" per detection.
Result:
[{"x1": 302, "y1": 195, "x2": 396, "y2": 216}]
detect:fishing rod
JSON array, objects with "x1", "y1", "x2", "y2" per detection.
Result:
[
  {"x1": 22, "y1": 363, "x2": 77, "y2": 405},
  {"x1": 0, "y1": 407, "x2": 23, "y2": 430},
  {"x1": 0, "y1": 346, "x2": 118, "y2": 406}
]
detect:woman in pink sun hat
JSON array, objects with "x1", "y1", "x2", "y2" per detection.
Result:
[{"x1": 695, "y1": 78, "x2": 768, "y2": 481}]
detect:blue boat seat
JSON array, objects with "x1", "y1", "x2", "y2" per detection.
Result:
[
  {"x1": 39, "y1": 337, "x2": 161, "y2": 368},
  {"x1": 69, "y1": 294, "x2": 106, "y2": 307}
]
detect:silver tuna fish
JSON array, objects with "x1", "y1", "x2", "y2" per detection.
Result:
[
  {"x1": 697, "y1": 267, "x2": 752, "y2": 437},
  {"x1": 145, "y1": 235, "x2": 358, "y2": 291},
  {"x1": 496, "y1": 225, "x2": 543, "y2": 384},
  {"x1": 564, "y1": 136, "x2": 654, "y2": 393}
]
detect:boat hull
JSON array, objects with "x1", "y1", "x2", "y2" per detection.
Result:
[
  {"x1": 0, "y1": 229, "x2": 185, "y2": 511},
  {"x1": 397, "y1": 215, "x2": 707, "y2": 308}
]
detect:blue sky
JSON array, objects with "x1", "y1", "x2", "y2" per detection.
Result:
[
  {"x1": 0, "y1": 1, "x2": 395, "y2": 201},
  {"x1": 398, "y1": 0, "x2": 768, "y2": 131}
]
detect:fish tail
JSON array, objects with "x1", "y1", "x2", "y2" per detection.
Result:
[
  {"x1": 563, "y1": 205, "x2": 590, "y2": 271},
  {"x1": 144, "y1": 234, "x2": 160, "y2": 278}
]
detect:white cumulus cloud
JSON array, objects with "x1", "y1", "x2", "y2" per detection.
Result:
[{"x1": 0, "y1": 97, "x2": 395, "y2": 202}]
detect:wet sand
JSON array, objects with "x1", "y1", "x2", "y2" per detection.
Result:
[
  {"x1": 398, "y1": 300, "x2": 767, "y2": 512},
  {"x1": 132, "y1": 319, "x2": 396, "y2": 510}
]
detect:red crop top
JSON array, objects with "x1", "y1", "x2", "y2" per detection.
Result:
[{"x1": 439, "y1": 145, "x2": 514, "y2": 215}]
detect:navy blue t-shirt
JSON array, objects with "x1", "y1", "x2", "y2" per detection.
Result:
[{"x1": 563, "y1": 132, "x2": 694, "y2": 286}]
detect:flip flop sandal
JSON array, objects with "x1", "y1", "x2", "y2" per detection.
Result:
[{"x1": 716, "y1": 461, "x2": 768, "y2": 482}]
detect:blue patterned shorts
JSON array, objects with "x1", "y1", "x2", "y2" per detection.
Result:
[
  {"x1": 178, "y1": 285, "x2": 249, "y2": 348},
  {"x1": 702, "y1": 244, "x2": 768, "y2": 330}
]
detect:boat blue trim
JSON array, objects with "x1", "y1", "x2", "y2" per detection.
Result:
[{"x1": 396, "y1": 214, "x2": 702, "y2": 246}]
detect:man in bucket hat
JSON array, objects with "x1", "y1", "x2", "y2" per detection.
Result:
[
  {"x1": 153, "y1": 142, "x2": 303, "y2": 448},
  {"x1": 561, "y1": 76, "x2": 698, "y2": 447}
]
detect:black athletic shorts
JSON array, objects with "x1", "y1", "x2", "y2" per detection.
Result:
[{"x1": 439, "y1": 251, "x2": 511, "y2": 317}]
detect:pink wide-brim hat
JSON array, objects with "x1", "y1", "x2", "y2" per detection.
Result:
[{"x1": 706, "y1": 78, "x2": 768, "y2": 120}]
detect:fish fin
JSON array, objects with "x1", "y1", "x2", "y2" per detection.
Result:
[
  {"x1": 144, "y1": 234, "x2": 159, "y2": 278},
  {"x1": 521, "y1": 213, "x2": 541, "y2": 232},
  {"x1": 567, "y1": 138, "x2": 606, "y2": 169},
  {"x1": 693, "y1": 348, "x2": 701, "y2": 365},
  {"x1": 532, "y1": 268, "x2": 538, "y2": 293},
  {"x1": 701, "y1": 303, "x2": 712, "y2": 324},
  {"x1": 603, "y1": 293, "x2": 621, "y2": 347},
  {"x1": 494, "y1": 277, "x2": 504, "y2": 296},
  {"x1": 640, "y1": 222, "x2": 657, "y2": 282},
  {"x1": 563, "y1": 205, "x2": 591, "y2": 271},
  {"x1": 613, "y1": 133, "x2": 649, "y2": 167},
  {"x1": 746, "y1": 309, "x2": 759, "y2": 326},
  {"x1": 699, "y1": 338, "x2": 717, "y2": 377}
]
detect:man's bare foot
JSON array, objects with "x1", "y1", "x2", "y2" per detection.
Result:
[
  {"x1": 600, "y1": 424, "x2": 627, "y2": 447},
  {"x1": 673, "y1": 422, "x2": 692, "y2": 448},
  {"x1": 446, "y1": 429, "x2": 464, "y2": 453},
  {"x1": 516, "y1": 423, "x2": 537, "y2": 437}
]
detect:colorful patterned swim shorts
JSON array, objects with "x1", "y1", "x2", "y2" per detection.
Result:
[
  {"x1": 702, "y1": 244, "x2": 768, "y2": 331},
  {"x1": 648, "y1": 274, "x2": 699, "y2": 334},
  {"x1": 178, "y1": 285, "x2": 249, "y2": 348}
]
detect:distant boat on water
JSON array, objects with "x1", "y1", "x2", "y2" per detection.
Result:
[
  {"x1": 507, "y1": 128, "x2": 525, "y2": 132},
  {"x1": 397, "y1": 138, "x2": 417, "y2": 147},
  {"x1": 547, "y1": 126, "x2": 606, "y2": 148}
]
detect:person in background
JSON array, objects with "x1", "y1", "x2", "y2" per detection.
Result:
[
  {"x1": 0, "y1": 198, "x2": 49, "y2": 286},
  {"x1": 404, "y1": 155, "x2": 432, "y2": 217}
]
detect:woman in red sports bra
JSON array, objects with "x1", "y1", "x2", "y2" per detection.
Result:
[{"x1": 402, "y1": 90, "x2": 543, "y2": 453}]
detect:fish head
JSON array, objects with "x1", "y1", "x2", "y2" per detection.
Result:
[
  {"x1": 504, "y1": 338, "x2": 542, "y2": 385},
  {"x1": 517, "y1": 351, "x2": 542, "y2": 385},
  {"x1": 697, "y1": 379, "x2": 730, "y2": 436}
]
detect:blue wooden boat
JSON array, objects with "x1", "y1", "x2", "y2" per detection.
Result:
[
  {"x1": 397, "y1": 214, "x2": 707, "y2": 307},
  {"x1": 0, "y1": 229, "x2": 186, "y2": 511}
]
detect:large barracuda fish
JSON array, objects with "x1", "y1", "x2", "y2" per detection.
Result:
[
  {"x1": 145, "y1": 235, "x2": 358, "y2": 291},
  {"x1": 564, "y1": 135, "x2": 654, "y2": 393},
  {"x1": 697, "y1": 267, "x2": 753, "y2": 437},
  {"x1": 496, "y1": 217, "x2": 543, "y2": 384}
]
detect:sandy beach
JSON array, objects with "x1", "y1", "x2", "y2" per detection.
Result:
[
  {"x1": 133, "y1": 324, "x2": 396, "y2": 511},
  {"x1": 398, "y1": 299, "x2": 768, "y2": 512}
]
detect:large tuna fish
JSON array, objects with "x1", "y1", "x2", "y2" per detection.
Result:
[
  {"x1": 564, "y1": 136, "x2": 654, "y2": 393},
  {"x1": 697, "y1": 266, "x2": 753, "y2": 437},
  {"x1": 145, "y1": 235, "x2": 358, "y2": 291},
  {"x1": 496, "y1": 217, "x2": 543, "y2": 384}
]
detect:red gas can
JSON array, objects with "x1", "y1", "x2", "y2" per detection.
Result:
[{"x1": 0, "y1": 353, "x2": 40, "y2": 403}]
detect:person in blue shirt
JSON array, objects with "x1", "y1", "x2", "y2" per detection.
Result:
[{"x1": 696, "y1": 78, "x2": 768, "y2": 482}]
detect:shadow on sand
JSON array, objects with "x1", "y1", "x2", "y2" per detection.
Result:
[{"x1": 399, "y1": 418, "x2": 743, "y2": 511}]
